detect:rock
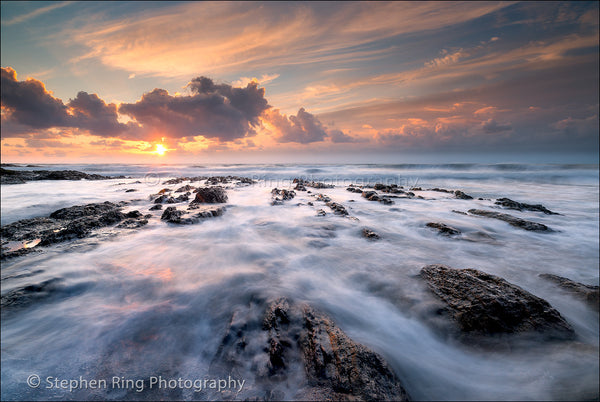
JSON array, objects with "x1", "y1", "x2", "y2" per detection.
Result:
[
  {"x1": 0, "y1": 202, "x2": 139, "y2": 259},
  {"x1": 454, "y1": 190, "x2": 473, "y2": 200},
  {"x1": 346, "y1": 187, "x2": 363, "y2": 193},
  {"x1": 210, "y1": 297, "x2": 410, "y2": 401},
  {"x1": 158, "y1": 188, "x2": 172, "y2": 194},
  {"x1": 420, "y1": 265, "x2": 574, "y2": 341},
  {"x1": 293, "y1": 178, "x2": 334, "y2": 189},
  {"x1": 540, "y1": 274, "x2": 599, "y2": 311},
  {"x1": 153, "y1": 194, "x2": 169, "y2": 204},
  {"x1": 174, "y1": 193, "x2": 190, "y2": 202},
  {"x1": 316, "y1": 209, "x2": 327, "y2": 216},
  {"x1": 362, "y1": 190, "x2": 395, "y2": 204},
  {"x1": 175, "y1": 184, "x2": 195, "y2": 193},
  {"x1": 307, "y1": 202, "x2": 314, "y2": 206},
  {"x1": 1, "y1": 168, "x2": 117, "y2": 185},
  {"x1": 125, "y1": 189, "x2": 137, "y2": 192},
  {"x1": 315, "y1": 194, "x2": 331, "y2": 203},
  {"x1": 325, "y1": 202, "x2": 349, "y2": 216},
  {"x1": 428, "y1": 188, "x2": 453, "y2": 193},
  {"x1": 149, "y1": 204, "x2": 163, "y2": 211},
  {"x1": 192, "y1": 186, "x2": 228, "y2": 203},
  {"x1": 451, "y1": 210, "x2": 468, "y2": 215},
  {"x1": 271, "y1": 188, "x2": 296, "y2": 205},
  {"x1": 195, "y1": 207, "x2": 226, "y2": 219},
  {"x1": 116, "y1": 218, "x2": 148, "y2": 229},
  {"x1": 294, "y1": 183, "x2": 307, "y2": 191},
  {"x1": 362, "y1": 228, "x2": 380, "y2": 240},
  {"x1": 160, "y1": 207, "x2": 193, "y2": 224},
  {"x1": 495, "y1": 198, "x2": 558, "y2": 215},
  {"x1": 468, "y1": 209, "x2": 553, "y2": 232},
  {"x1": 426, "y1": 222, "x2": 461, "y2": 236}
]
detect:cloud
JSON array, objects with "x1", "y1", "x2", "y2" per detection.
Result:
[
  {"x1": 328, "y1": 129, "x2": 361, "y2": 143},
  {"x1": 2, "y1": 2, "x2": 71, "y2": 26},
  {"x1": 263, "y1": 108, "x2": 328, "y2": 144},
  {"x1": 1, "y1": 67, "x2": 130, "y2": 137},
  {"x1": 119, "y1": 76, "x2": 270, "y2": 141},
  {"x1": 481, "y1": 119, "x2": 512, "y2": 133},
  {"x1": 232, "y1": 74, "x2": 280, "y2": 88}
]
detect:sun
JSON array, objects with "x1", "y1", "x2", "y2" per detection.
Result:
[{"x1": 154, "y1": 144, "x2": 167, "y2": 156}]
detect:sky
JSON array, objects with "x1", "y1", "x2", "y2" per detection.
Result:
[{"x1": 1, "y1": 1, "x2": 598, "y2": 164}]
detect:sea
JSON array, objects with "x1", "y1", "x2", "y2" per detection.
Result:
[{"x1": 1, "y1": 163, "x2": 599, "y2": 400}]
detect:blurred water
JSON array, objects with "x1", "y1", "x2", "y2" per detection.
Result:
[{"x1": 1, "y1": 164, "x2": 598, "y2": 400}]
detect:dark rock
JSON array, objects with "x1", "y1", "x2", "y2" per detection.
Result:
[
  {"x1": 307, "y1": 202, "x2": 314, "y2": 206},
  {"x1": 495, "y1": 198, "x2": 558, "y2": 215},
  {"x1": 160, "y1": 207, "x2": 192, "y2": 224},
  {"x1": 210, "y1": 297, "x2": 410, "y2": 401},
  {"x1": 158, "y1": 188, "x2": 172, "y2": 194},
  {"x1": 315, "y1": 193, "x2": 331, "y2": 203},
  {"x1": 153, "y1": 194, "x2": 169, "y2": 204},
  {"x1": 175, "y1": 184, "x2": 195, "y2": 193},
  {"x1": 316, "y1": 209, "x2": 327, "y2": 216},
  {"x1": 125, "y1": 210, "x2": 143, "y2": 219},
  {"x1": 1, "y1": 168, "x2": 115, "y2": 184},
  {"x1": 125, "y1": 189, "x2": 137, "y2": 192},
  {"x1": 410, "y1": 187, "x2": 422, "y2": 191},
  {"x1": 346, "y1": 186, "x2": 363, "y2": 193},
  {"x1": 452, "y1": 210, "x2": 468, "y2": 215},
  {"x1": 426, "y1": 222, "x2": 461, "y2": 236},
  {"x1": 294, "y1": 183, "x2": 307, "y2": 191},
  {"x1": 428, "y1": 188, "x2": 453, "y2": 193},
  {"x1": 420, "y1": 264, "x2": 574, "y2": 341},
  {"x1": 362, "y1": 228, "x2": 380, "y2": 240},
  {"x1": 362, "y1": 190, "x2": 395, "y2": 204},
  {"x1": 293, "y1": 178, "x2": 334, "y2": 189},
  {"x1": 468, "y1": 209, "x2": 553, "y2": 232},
  {"x1": 454, "y1": 190, "x2": 473, "y2": 200},
  {"x1": 540, "y1": 274, "x2": 599, "y2": 311},
  {"x1": 174, "y1": 193, "x2": 190, "y2": 202},
  {"x1": 192, "y1": 186, "x2": 228, "y2": 203},
  {"x1": 149, "y1": 204, "x2": 163, "y2": 211},
  {"x1": 116, "y1": 218, "x2": 148, "y2": 229},
  {"x1": 195, "y1": 207, "x2": 226, "y2": 219},
  {"x1": 271, "y1": 188, "x2": 296, "y2": 205},
  {"x1": 326, "y1": 201, "x2": 348, "y2": 216}
]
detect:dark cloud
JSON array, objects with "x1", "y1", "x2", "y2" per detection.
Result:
[
  {"x1": 266, "y1": 107, "x2": 328, "y2": 144},
  {"x1": 1, "y1": 67, "x2": 130, "y2": 138},
  {"x1": 328, "y1": 129, "x2": 362, "y2": 143},
  {"x1": 481, "y1": 119, "x2": 512, "y2": 133},
  {"x1": 119, "y1": 77, "x2": 270, "y2": 141},
  {"x1": 1, "y1": 67, "x2": 70, "y2": 128}
]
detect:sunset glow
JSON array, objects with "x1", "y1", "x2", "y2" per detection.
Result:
[
  {"x1": 154, "y1": 144, "x2": 167, "y2": 156},
  {"x1": 0, "y1": 1, "x2": 598, "y2": 163}
]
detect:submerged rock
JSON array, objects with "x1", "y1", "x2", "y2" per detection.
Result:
[
  {"x1": 428, "y1": 188, "x2": 453, "y2": 193},
  {"x1": 192, "y1": 186, "x2": 228, "y2": 204},
  {"x1": 293, "y1": 178, "x2": 334, "y2": 189},
  {"x1": 271, "y1": 188, "x2": 296, "y2": 205},
  {"x1": 540, "y1": 273, "x2": 599, "y2": 311},
  {"x1": 175, "y1": 184, "x2": 195, "y2": 193},
  {"x1": 362, "y1": 228, "x2": 381, "y2": 240},
  {"x1": 454, "y1": 190, "x2": 473, "y2": 200},
  {"x1": 426, "y1": 222, "x2": 461, "y2": 236},
  {"x1": 149, "y1": 204, "x2": 163, "y2": 211},
  {"x1": 362, "y1": 190, "x2": 395, "y2": 204},
  {"x1": 210, "y1": 297, "x2": 410, "y2": 401},
  {"x1": 161, "y1": 206, "x2": 225, "y2": 224},
  {"x1": 495, "y1": 198, "x2": 558, "y2": 215},
  {"x1": 420, "y1": 264, "x2": 574, "y2": 341},
  {"x1": 325, "y1": 201, "x2": 349, "y2": 216},
  {"x1": 468, "y1": 209, "x2": 553, "y2": 232}
]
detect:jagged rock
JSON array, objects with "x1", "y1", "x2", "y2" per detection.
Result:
[
  {"x1": 210, "y1": 297, "x2": 410, "y2": 401},
  {"x1": 149, "y1": 204, "x2": 163, "y2": 211},
  {"x1": 420, "y1": 265, "x2": 574, "y2": 341},
  {"x1": 192, "y1": 186, "x2": 228, "y2": 203},
  {"x1": 326, "y1": 201, "x2": 349, "y2": 216},
  {"x1": 362, "y1": 228, "x2": 380, "y2": 240},
  {"x1": 175, "y1": 184, "x2": 195, "y2": 193},
  {"x1": 468, "y1": 209, "x2": 552, "y2": 232},
  {"x1": 0, "y1": 202, "x2": 139, "y2": 259},
  {"x1": 1, "y1": 168, "x2": 118, "y2": 185},
  {"x1": 426, "y1": 222, "x2": 461, "y2": 236},
  {"x1": 160, "y1": 207, "x2": 193, "y2": 224},
  {"x1": 540, "y1": 274, "x2": 599, "y2": 311},
  {"x1": 454, "y1": 190, "x2": 473, "y2": 200},
  {"x1": 495, "y1": 198, "x2": 558, "y2": 215},
  {"x1": 271, "y1": 188, "x2": 296, "y2": 205}
]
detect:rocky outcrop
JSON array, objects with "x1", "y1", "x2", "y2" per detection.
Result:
[
  {"x1": 495, "y1": 198, "x2": 558, "y2": 215},
  {"x1": 420, "y1": 265, "x2": 574, "y2": 341},
  {"x1": 1, "y1": 202, "x2": 146, "y2": 259},
  {"x1": 540, "y1": 274, "x2": 599, "y2": 311},
  {"x1": 192, "y1": 186, "x2": 228, "y2": 204},
  {"x1": 454, "y1": 190, "x2": 473, "y2": 200},
  {"x1": 426, "y1": 222, "x2": 461, "y2": 236},
  {"x1": 210, "y1": 297, "x2": 410, "y2": 401},
  {"x1": 468, "y1": 209, "x2": 553, "y2": 232},
  {"x1": 1, "y1": 168, "x2": 120, "y2": 184},
  {"x1": 361, "y1": 191, "x2": 395, "y2": 205},
  {"x1": 271, "y1": 188, "x2": 296, "y2": 205},
  {"x1": 373, "y1": 183, "x2": 405, "y2": 194},
  {"x1": 362, "y1": 228, "x2": 380, "y2": 240},
  {"x1": 326, "y1": 202, "x2": 349, "y2": 216}
]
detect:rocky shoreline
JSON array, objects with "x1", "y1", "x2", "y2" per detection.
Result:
[
  {"x1": 1, "y1": 167, "x2": 124, "y2": 184},
  {"x1": 1, "y1": 174, "x2": 597, "y2": 400}
]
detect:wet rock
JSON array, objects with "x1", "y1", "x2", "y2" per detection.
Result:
[
  {"x1": 428, "y1": 188, "x2": 453, "y2": 193},
  {"x1": 410, "y1": 187, "x2": 422, "y2": 191},
  {"x1": 373, "y1": 183, "x2": 405, "y2": 194},
  {"x1": 174, "y1": 193, "x2": 190, "y2": 202},
  {"x1": 420, "y1": 264, "x2": 574, "y2": 341},
  {"x1": 116, "y1": 218, "x2": 148, "y2": 229},
  {"x1": 173, "y1": 184, "x2": 194, "y2": 193},
  {"x1": 426, "y1": 222, "x2": 461, "y2": 236},
  {"x1": 307, "y1": 202, "x2": 314, "y2": 206},
  {"x1": 452, "y1": 210, "x2": 468, "y2": 215},
  {"x1": 192, "y1": 186, "x2": 228, "y2": 204},
  {"x1": 346, "y1": 186, "x2": 363, "y2": 193},
  {"x1": 271, "y1": 188, "x2": 296, "y2": 205},
  {"x1": 495, "y1": 198, "x2": 558, "y2": 215},
  {"x1": 210, "y1": 297, "x2": 410, "y2": 401},
  {"x1": 540, "y1": 274, "x2": 599, "y2": 311},
  {"x1": 160, "y1": 207, "x2": 193, "y2": 224},
  {"x1": 294, "y1": 183, "x2": 307, "y2": 191},
  {"x1": 149, "y1": 204, "x2": 163, "y2": 211},
  {"x1": 293, "y1": 178, "x2": 334, "y2": 189},
  {"x1": 153, "y1": 194, "x2": 169, "y2": 204},
  {"x1": 1, "y1": 278, "x2": 64, "y2": 310},
  {"x1": 0, "y1": 202, "x2": 138, "y2": 258},
  {"x1": 468, "y1": 209, "x2": 553, "y2": 232},
  {"x1": 454, "y1": 190, "x2": 473, "y2": 200},
  {"x1": 362, "y1": 190, "x2": 395, "y2": 204},
  {"x1": 315, "y1": 194, "x2": 331, "y2": 203},
  {"x1": 195, "y1": 207, "x2": 226, "y2": 219},
  {"x1": 325, "y1": 202, "x2": 349, "y2": 216},
  {"x1": 157, "y1": 188, "x2": 172, "y2": 194},
  {"x1": 1, "y1": 168, "x2": 118, "y2": 185},
  {"x1": 362, "y1": 228, "x2": 380, "y2": 240},
  {"x1": 125, "y1": 189, "x2": 137, "y2": 193},
  {"x1": 316, "y1": 209, "x2": 327, "y2": 216}
]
